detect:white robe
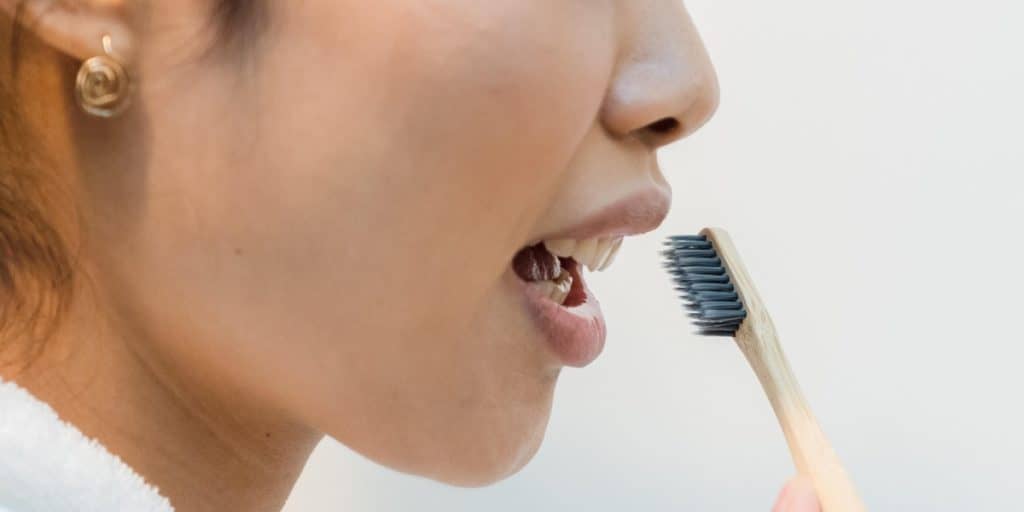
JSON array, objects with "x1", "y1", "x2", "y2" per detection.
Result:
[{"x1": 0, "y1": 378, "x2": 174, "y2": 511}]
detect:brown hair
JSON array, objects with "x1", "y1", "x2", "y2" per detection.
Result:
[{"x1": 1, "y1": 0, "x2": 261, "y2": 370}]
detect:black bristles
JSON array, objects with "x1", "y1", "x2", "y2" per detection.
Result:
[
  {"x1": 674, "y1": 274, "x2": 730, "y2": 284},
  {"x1": 671, "y1": 266, "x2": 725, "y2": 275},
  {"x1": 689, "y1": 291, "x2": 739, "y2": 301},
  {"x1": 664, "y1": 239, "x2": 712, "y2": 250},
  {"x1": 663, "y1": 233, "x2": 747, "y2": 337},
  {"x1": 681, "y1": 282, "x2": 734, "y2": 292}
]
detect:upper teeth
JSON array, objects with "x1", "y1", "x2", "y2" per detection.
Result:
[{"x1": 543, "y1": 237, "x2": 624, "y2": 272}]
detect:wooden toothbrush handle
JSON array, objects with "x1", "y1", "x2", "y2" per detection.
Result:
[
  {"x1": 700, "y1": 227, "x2": 864, "y2": 510},
  {"x1": 736, "y1": 322, "x2": 866, "y2": 512}
]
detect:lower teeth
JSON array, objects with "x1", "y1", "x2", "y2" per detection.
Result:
[{"x1": 535, "y1": 268, "x2": 573, "y2": 305}]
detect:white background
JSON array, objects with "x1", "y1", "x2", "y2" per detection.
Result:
[{"x1": 284, "y1": 0, "x2": 1024, "y2": 509}]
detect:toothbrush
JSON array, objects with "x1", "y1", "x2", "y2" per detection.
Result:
[{"x1": 662, "y1": 227, "x2": 866, "y2": 512}]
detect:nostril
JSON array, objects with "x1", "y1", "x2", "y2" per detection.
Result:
[{"x1": 648, "y1": 117, "x2": 680, "y2": 135}]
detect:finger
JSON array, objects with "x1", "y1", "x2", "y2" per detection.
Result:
[
  {"x1": 780, "y1": 476, "x2": 821, "y2": 512},
  {"x1": 771, "y1": 478, "x2": 796, "y2": 512}
]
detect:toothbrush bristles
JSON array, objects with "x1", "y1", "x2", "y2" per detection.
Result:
[{"x1": 662, "y1": 234, "x2": 747, "y2": 337}]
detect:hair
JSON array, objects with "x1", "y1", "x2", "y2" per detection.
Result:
[{"x1": 1, "y1": 0, "x2": 261, "y2": 370}]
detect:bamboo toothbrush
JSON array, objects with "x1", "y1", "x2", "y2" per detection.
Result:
[{"x1": 662, "y1": 227, "x2": 866, "y2": 512}]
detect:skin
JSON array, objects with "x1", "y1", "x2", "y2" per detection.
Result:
[{"x1": 0, "y1": 1, "x2": 818, "y2": 511}]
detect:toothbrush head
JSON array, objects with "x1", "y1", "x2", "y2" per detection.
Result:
[{"x1": 661, "y1": 233, "x2": 747, "y2": 337}]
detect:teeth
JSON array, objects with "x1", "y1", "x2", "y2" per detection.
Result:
[
  {"x1": 591, "y1": 238, "x2": 614, "y2": 270},
  {"x1": 534, "y1": 280, "x2": 558, "y2": 301},
  {"x1": 598, "y1": 237, "x2": 624, "y2": 271},
  {"x1": 543, "y1": 236, "x2": 625, "y2": 272},
  {"x1": 544, "y1": 239, "x2": 577, "y2": 258},
  {"x1": 533, "y1": 269, "x2": 573, "y2": 305},
  {"x1": 574, "y1": 239, "x2": 599, "y2": 270},
  {"x1": 550, "y1": 269, "x2": 573, "y2": 304}
]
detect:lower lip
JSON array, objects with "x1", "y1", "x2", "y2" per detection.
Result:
[{"x1": 517, "y1": 270, "x2": 607, "y2": 368}]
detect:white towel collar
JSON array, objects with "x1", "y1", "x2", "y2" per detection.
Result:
[{"x1": 0, "y1": 378, "x2": 174, "y2": 511}]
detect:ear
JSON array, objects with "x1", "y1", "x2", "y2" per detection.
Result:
[{"x1": 1, "y1": 0, "x2": 136, "y2": 63}]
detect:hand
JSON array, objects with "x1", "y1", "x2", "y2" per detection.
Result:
[{"x1": 772, "y1": 476, "x2": 821, "y2": 512}]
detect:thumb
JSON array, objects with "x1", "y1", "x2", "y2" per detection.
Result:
[{"x1": 772, "y1": 475, "x2": 821, "y2": 512}]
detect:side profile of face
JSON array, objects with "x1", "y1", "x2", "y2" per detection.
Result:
[{"x1": 49, "y1": 0, "x2": 718, "y2": 486}]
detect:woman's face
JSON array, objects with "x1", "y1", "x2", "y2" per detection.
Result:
[{"x1": 85, "y1": 0, "x2": 717, "y2": 485}]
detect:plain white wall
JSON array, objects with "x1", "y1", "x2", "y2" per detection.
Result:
[{"x1": 283, "y1": 0, "x2": 1024, "y2": 509}]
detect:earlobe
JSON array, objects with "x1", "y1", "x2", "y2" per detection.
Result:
[{"x1": 3, "y1": 0, "x2": 136, "y2": 64}]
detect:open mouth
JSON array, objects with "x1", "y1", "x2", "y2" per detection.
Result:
[
  {"x1": 506, "y1": 188, "x2": 668, "y2": 367},
  {"x1": 511, "y1": 237, "x2": 624, "y2": 306},
  {"x1": 510, "y1": 236, "x2": 622, "y2": 367}
]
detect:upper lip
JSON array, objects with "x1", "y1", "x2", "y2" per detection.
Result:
[{"x1": 537, "y1": 186, "x2": 672, "y2": 242}]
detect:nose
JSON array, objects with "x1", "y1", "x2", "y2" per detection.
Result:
[{"x1": 600, "y1": 0, "x2": 720, "y2": 150}]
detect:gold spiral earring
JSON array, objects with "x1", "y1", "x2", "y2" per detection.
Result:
[{"x1": 75, "y1": 34, "x2": 132, "y2": 118}]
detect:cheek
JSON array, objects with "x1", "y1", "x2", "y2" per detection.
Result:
[
  {"x1": 248, "y1": 0, "x2": 616, "y2": 307},
  {"x1": 130, "y1": 4, "x2": 614, "y2": 358},
  {"x1": 111, "y1": 1, "x2": 616, "y2": 482}
]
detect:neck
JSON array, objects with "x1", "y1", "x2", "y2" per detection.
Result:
[
  {"x1": 2, "y1": 275, "x2": 323, "y2": 512},
  {"x1": 2, "y1": 36, "x2": 323, "y2": 511}
]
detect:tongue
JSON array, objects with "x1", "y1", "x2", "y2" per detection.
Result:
[{"x1": 512, "y1": 243, "x2": 562, "y2": 282}]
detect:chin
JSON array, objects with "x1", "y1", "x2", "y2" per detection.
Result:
[
  {"x1": 406, "y1": 389, "x2": 556, "y2": 488},
  {"x1": 428, "y1": 423, "x2": 548, "y2": 488}
]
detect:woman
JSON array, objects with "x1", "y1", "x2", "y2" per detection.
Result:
[{"x1": 0, "y1": 1, "x2": 820, "y2": 510}]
